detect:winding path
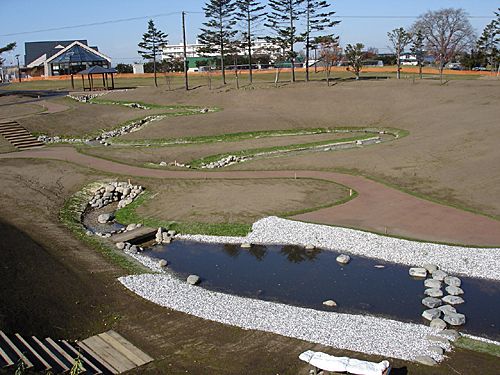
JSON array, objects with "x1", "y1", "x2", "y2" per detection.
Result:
[{"x1": 2, "y1": 146, "x2": 500, "y2": 247}]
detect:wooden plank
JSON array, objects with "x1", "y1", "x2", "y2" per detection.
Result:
[
  {"x1": 0, "y1": 332, "x2": 33, "y2": 369},
  {"x1": 81, "y1": 336, "x2": 136, "y2": 373},
  {"x1": 44, "y1": 338, "x2": 85, "y2": 373},
  {"x1": 111, "y1": 227, "x2": 157, "y2": 244},
  {"x1": 14, "y1": 334, "x2": 51, "y2": 371},
  {"x1": 59, "y1": 340, "x2": 102, "y2": 375},
  {"x1": 0, "y1": 345, "x2": 14, "y2": 367},
  {"x1": 31, "y1": 336, "x2": 70, "y2": 373},
  {"x1": 98, "y1": 331, "x2": 153, "y2": 366},
  {"x1": 77, "y1": 341, "x2": 119, "y2": 375}
]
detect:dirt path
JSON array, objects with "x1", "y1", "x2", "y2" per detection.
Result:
[
  {"x1": 0, "y1": 99, "x2": 70, "y2": 122},
  {"x1": 2, "y1": 146, "x2": 499, "y2": 247}
]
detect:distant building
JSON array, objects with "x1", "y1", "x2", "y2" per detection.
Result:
[
  {"x1": 162, "y1": 39, "x2": 281, "y2": 61},
  {"x1": 25, "y1": 40, "x2": 111, "y2": 76}
]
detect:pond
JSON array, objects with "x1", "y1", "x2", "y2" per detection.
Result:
[{"x1": 143, "y1": 240, "x2": 500, "y2": 341}]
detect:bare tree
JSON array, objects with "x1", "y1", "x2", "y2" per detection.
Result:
[
  {"x1": 344, "y1": 43, "x2": 364, "y2": 80},
  {"x1": 317, "y1": 36, "x2": 341, "y2": 86},
  {"x1": 387, "y1": 27, "x2": 412, "y2": 79},
  {"x1": 412, "y1": 8, "x2": 476, "y2": 83}
]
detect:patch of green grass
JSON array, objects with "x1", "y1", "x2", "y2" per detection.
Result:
[
  {"x1": 60, "y1": 180, "x2": 151, "y2": 274},
  {"x1": 454, "y1": 337, "x2": 500, "y2": 357}
]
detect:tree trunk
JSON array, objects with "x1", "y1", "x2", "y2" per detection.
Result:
[{"x1": 289, "y1": 7, "x2": 295, "y2": 82}]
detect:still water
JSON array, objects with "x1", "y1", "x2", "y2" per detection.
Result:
[{"x1": 143, "y1": 240, "x2": 500, "y2": 341}]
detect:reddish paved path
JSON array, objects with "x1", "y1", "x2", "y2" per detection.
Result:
[{"x1": 2, "y1": 147, "x2": 500, "y2": 247}]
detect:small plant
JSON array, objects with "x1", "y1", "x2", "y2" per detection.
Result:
[
  {"x1": 15, "y1": 356, "x2": 26, "y2": 375},
  {"x1": 69, "y1": 353, "x2": 83, "y2": 375}
]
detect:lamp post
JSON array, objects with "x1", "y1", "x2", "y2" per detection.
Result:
[{"x1": 15, "y1": 54, "x2": 21, "y2": 83}]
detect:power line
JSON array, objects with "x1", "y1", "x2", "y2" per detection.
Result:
[
  {"x1": 0, "y1": 11, "x2": 202, "y2": 38},
  {"x1": 0, "y1": 12, "x2": 490, "y2": 38}
]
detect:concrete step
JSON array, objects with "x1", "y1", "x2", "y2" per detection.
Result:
[{"x1": 0, "y1": 121, "x2": 44, "y2": 149}]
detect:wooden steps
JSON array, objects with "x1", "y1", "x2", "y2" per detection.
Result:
[
  {"x1": 0, "y1": 330, "x2": 153, "y2": 374},
  {"x1": 0, "y1": 121, "x2": 45, "y2": 149}
]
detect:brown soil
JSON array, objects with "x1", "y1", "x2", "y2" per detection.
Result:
[
  {"x1": 1, "y1": 78, "x2": 500, "y2": 374},
  {"x1": 0, "y1": 103, "x2": 44, "y2": 119},
  {"x1": 134, "y1": 179, "x2": 348, "y2": 224}
]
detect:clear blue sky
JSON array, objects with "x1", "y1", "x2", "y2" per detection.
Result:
[{"x1": 1, "y1": 0, "x2": 497, "y2": 65}]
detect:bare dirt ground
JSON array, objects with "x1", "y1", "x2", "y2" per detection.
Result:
[
  {"x1": 134, "y1": 179, "x2": 348, "y2": 224},
  {"x1": 0, "y1": 103, "x2": 44, "y2": 119},
  {"x1": 1, "y1": 77, "x2": 500, "y2": 374}
]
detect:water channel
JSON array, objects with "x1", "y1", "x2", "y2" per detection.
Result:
[{"x1": 142, "y1": 240, "x2": 500, "y2": 341}]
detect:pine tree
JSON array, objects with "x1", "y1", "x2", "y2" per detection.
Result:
[
  {"x1": 265, "y1": 0, "x2": 305, "y2": 82},
  {"x1": 410, "y1": 29, "x2": 426, "y2": 79},
  {"x1": 198, "y1": 0, "x2": 238, "y2": 85},
  {"x1": 302, "y1": 1, "x2": 339, "y2": 81},
  {"x1": 235, "y1": 0, "x2": 266, "y2": 83},
  {"x1": 387, "y1": 27, "x2": 412, "y2": 79},
  {"x1": 477, "y1": 21, "x2": 499, "y2": 75},
  {"x1": 138, "y1": 20, "x2": 168, "y2": 87}
]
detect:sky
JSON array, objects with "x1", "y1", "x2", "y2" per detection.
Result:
[{"x1": 1, "y1": 0, "x2": 498, "y2": 66}]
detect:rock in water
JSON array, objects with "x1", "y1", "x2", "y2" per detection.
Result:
[
  {"x1": 187, "y1": 275, "x2": 201, "y2": 285},
  {"x1": 422, "y1": 297, "x2": 442, "y2": 309},
  {"x1": 422, "y1": 308, "x2": 441, "y2": 321},
  {"x1": 97, "y1": 213, "x2": 114, "y2": 224},
  {"x1": 323, "y1": 300, "x2": 337, "y2": 307},
  {"x1": 336, "y1": 254, "x2": 351, "y2": 264},
  {"x1": 442, "y1": 295, "x2": 465, "y2": 305},
  {"x1": 409, "y1": 267, "x2": 427, "y2": 278},
  {"x1": 443, "y1": 312, "x2": 466, "y2": 326}
]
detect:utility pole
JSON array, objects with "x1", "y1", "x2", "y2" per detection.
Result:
[
  {"x1": 15, "y1": 54, "x2": 21, "y2": 83},
  {"x1": 182, "y1": 11, "x2": 189, "y2": 91}
]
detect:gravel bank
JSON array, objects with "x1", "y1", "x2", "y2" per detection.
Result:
[{"x1": 118, "y1": 216, "x2": 500, "y2": 362}]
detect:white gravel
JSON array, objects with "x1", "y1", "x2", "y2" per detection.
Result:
[{"x1": 118, "y1": 216, "x2": 500, "y2": 362}]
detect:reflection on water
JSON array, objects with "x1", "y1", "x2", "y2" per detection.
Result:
[{"x1": 144, "y1": 240, "x2": 500, "y2": 341}]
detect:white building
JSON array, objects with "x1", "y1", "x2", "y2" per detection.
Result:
[{"x1": 162, "y1": 39, "x2": 281, "y2": 61}]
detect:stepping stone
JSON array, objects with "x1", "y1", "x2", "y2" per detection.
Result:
[
  {"x1": 430, "y1": 318, "x2": 447, "y2": 329},
  {"x1": 426, "y1": 335, "x2": 450, "y2": 344},
  {"x1": 444, "y1": 276, "x2": 461, "y2": 287},
  {"x1": 440, "y1": 329, "x2": 461, "y2": 339},
  {"x1": 422, "y1": 297, "x2": 442, "y2": 309},
  {"x1": 424, "y1": 279, "x2": 442, "y2": 288},
  {"x1": 432, "y1": 270, "x2": 448, "y2": 281},
  {"x1": 409, "y1": 267, "x2": 427, "y2": 278},
  {"x1": 422, "y1": 308, "x2": 441, "y2": 321},
  {"x1": 425, "y1": 288, "x2": 443, "y2": 298},
  {"x1": 442, "y1": 295, "x2": 465, "y2": 305}
]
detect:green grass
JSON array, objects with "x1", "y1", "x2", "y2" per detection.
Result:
[{"x1": 454, "y1": 337, "x2": 500, "y2": 357}]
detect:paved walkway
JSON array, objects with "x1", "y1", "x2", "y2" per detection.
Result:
[{"x1": 2, "y1": 147, "x2": 499, "y2": 247}]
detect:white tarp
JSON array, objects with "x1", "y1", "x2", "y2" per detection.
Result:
[{"x1": 299, "y1": 350, "x2": 390, "y2": 375}]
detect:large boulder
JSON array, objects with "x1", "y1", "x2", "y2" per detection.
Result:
[{"x1": 97, "y1": 213, "x2": 114, "y2": 224}]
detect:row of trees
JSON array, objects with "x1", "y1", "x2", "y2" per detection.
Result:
[
  {"x1": 137, "y1": 0, "x2": 340, "y2": 87},
  {"x1": 137, "y1": 5, "x2": 499, "y2": 88}
]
